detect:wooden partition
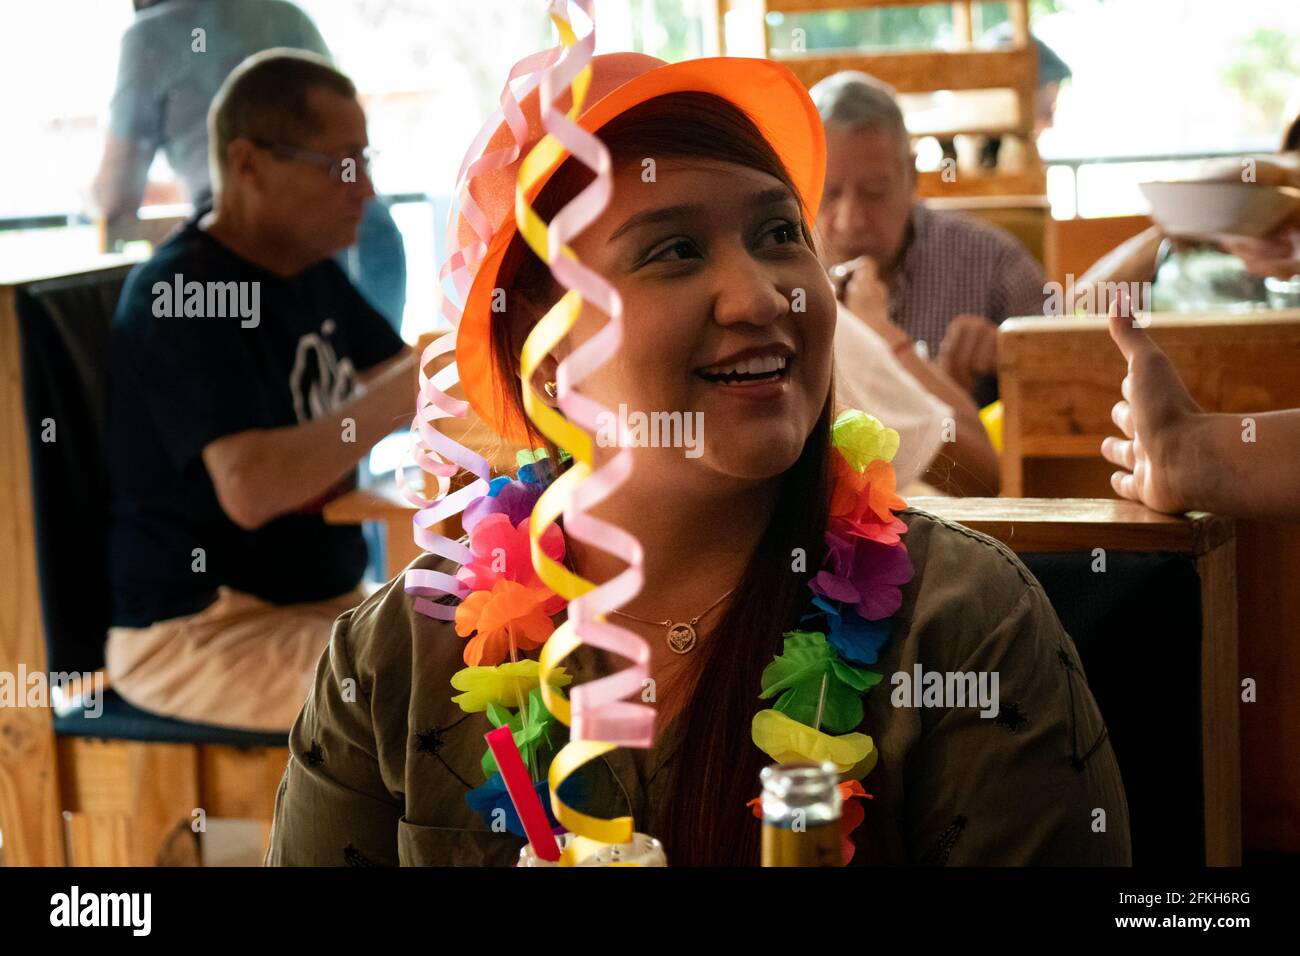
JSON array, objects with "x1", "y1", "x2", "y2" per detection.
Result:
[
  {"x1": 1044, "y1": 214, "x2": 1153, "y2": 288},
  {"x1": 999, "y1": 309, "x2": 1300, "y2": 852},
  {"x1": 712, "y1": 0, "x2": 1046, "y2": 198}
]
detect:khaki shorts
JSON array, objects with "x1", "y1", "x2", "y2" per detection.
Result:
[{"x1": 105, "y1": 585, "x2": 367, "y2": 733}]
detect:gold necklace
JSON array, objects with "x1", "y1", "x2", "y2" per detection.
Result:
[{"x1": 608, "y1": 587, "x2": 737, "y2": 655}]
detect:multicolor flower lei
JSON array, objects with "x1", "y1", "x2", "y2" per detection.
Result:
[{"x1": 449, "y1": 410, "x2": 912, "y2": 860}]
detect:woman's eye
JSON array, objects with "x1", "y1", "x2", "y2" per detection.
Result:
[
  {"x1": 760, "y1": 220, "x2": 800, "y2": 247},
  {"x1": 645, "y1": 238, "x2": 699, "y2": 263}
]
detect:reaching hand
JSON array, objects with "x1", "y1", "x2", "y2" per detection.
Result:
[
  {"x1": 1218, "y1": 209, "x2": 1300, "y2": 278},
  {"x1": 1099, "y1": 289, "x2": 1205, "y2": 513}
]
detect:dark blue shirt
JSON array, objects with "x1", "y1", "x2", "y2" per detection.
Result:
[{"x1": 108, "y1": 218, "x2": 405, "y2": 627}]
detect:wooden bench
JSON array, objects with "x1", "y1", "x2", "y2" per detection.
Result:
[{"x1": 1, "y1": 261, "x2": 289, "y2": 866}]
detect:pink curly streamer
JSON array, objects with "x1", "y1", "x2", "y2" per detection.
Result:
[
  {"x1": 536, "y1": 0, "x2": 653, "y2": 748},
  {"x1": 400, "y1": 35, "x2": 566, "y2": 621}
]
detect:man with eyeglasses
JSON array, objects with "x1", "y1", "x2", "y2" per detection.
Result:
[
  {"x1": 105, "y1": 50, "x2": 417, "y2": 733},
  {"x1": 93, "y1": 0, "x2": 406, "y2": 327}
]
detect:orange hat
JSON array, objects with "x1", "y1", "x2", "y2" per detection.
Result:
[{"x1": 454, "y1": 53, "x2": 826, "y2": 446}]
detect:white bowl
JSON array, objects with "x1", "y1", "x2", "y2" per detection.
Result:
[{"x1": 1139, "y1": 180, "x2": 1300, "y2": 239}]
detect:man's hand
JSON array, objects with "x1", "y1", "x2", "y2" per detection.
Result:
[
  {"x1": 204, "y1": 347, "x2": 417, "y2": 530},
  {"x1": 1099, "y1": 290, "x2": 1206, "y2": 513},
  {"x1": 836, "y1": 256, "x2": 888, "y2": 319},
  {"x1": 829, "y1": 255, "x2": 908, "y2": 347},
  {"x1": 937, "y1": 314, "x2": 998, "y2": 392}
]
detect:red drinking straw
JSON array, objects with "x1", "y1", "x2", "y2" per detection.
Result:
[{"x1": 485, "y1": 725, "x2": 561, "y2": 862}]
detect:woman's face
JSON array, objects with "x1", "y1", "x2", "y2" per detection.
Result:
[{"x1": 532, "y1": 158, "x2": 835, "y2": 494}]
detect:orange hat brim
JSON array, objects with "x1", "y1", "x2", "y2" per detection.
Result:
[{"x1": 456, "y1": 56, "x2": 826, "y2": 448}]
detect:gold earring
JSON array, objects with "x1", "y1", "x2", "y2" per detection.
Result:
[{"x1": 543, "y1": 381, "x2": 558, "y2": 399}]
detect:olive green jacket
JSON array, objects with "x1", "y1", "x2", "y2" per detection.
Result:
[{"x1": 265, "y1": 509, "x2": 1132, "y2": 866}]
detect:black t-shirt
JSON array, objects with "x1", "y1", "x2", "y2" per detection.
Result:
[{"x1": 108, "y1": 218, "x2": 405, "y2": 627}]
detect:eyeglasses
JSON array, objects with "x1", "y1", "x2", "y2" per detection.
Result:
[{"x1": 249, "y1": 139, "x2": 378, "y2": 182}]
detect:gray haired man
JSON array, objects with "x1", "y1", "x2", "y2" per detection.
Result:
[{"x1": 811, "y1": 71, "x2": 1046, "y2": 403}]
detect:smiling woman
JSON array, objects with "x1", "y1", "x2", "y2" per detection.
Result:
[
  {"x1": 490, "y1": 91, "x2": 835, "y2": 487},
  {"x1": 266, "y1": 52, "x2": 1131, "y2": 868}
]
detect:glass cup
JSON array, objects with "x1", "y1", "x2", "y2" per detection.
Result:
[
  {"x1": 517, "y1": 832, "x2": 667, "y2": 867},
  {"x1": 1264, "y1": 275, "x2": 1300, "y2": 311}
]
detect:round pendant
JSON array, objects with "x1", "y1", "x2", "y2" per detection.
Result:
[{"x1": 666, "y1": 622, "x2": 697, "y2": 655}]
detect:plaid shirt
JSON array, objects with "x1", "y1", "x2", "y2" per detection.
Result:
[{"x1": 888, "y1": 204, "x2": 1046, "y2": 353}]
